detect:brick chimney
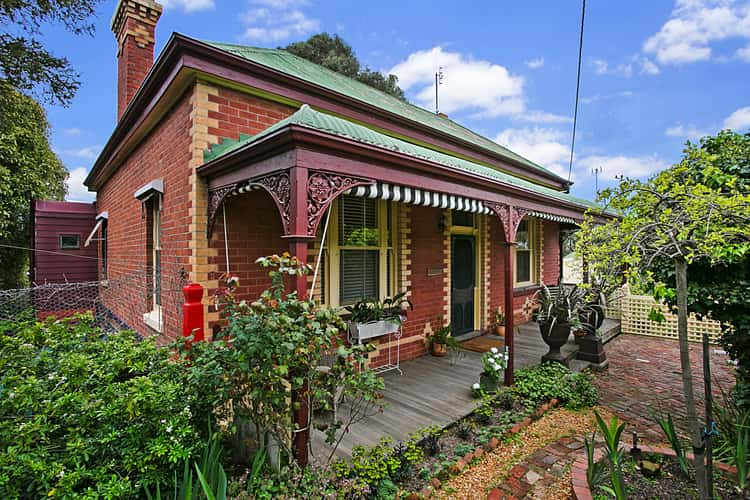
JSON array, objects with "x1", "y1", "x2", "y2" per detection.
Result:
[{"x1": 111, "y1": 0, "x2": 163, "y2": 119}]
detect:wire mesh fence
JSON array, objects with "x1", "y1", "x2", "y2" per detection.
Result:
[{"x1": 0, "y1": 259, "x2": 189, "y2": 335}]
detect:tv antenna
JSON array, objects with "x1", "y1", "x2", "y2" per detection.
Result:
[
  {"x1": 435, "y1": 67, "x2": 444, "y2": 114},
  {"x1": 592, "y1": 165, "x2": 603, "y2": 193}
]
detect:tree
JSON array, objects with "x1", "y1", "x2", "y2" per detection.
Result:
[
  {"x1": 650, "y1": 132, "x2": 750, "y2": 407},
  {"x1": 577, "y1": 153, "x2": 750, "y2": 499},
  {"x1": 0, "y1": 83, "x2": 68, "y2": 288},
  {"x1": 284, "y1": 33, "x2": 406, "y2": 100},
  {"x1": 0, "y1": 0, "x2": 103, "y2": 106}
]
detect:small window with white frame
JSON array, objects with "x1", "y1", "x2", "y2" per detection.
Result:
[
  {"x1": 59, "y1": 234, "x2": 81, "y2": 250},
  {"x1": 135, "y1": 179, "x2": 164, "y2": 332}
]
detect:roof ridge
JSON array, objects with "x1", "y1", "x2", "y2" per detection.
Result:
[{"x1": 201, "y1": 39, "x2": 567, "y2": 186}]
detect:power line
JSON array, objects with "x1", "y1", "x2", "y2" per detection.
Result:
[{"x1": 568, "y1": 0, "x2": 586, "y2": 184}]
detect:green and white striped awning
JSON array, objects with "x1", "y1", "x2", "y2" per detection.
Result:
[
  {"x1": 344, "y1": 183, "x2": 492, "y2": 214},
  {"x1": 343, "y1": 183, "x2": 578, "y2": 224}
]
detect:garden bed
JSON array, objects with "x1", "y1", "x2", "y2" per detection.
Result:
[{"x1": 572, "y1": 445, "x2": 744, "y2": 500}]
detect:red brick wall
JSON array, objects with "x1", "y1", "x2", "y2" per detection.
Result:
[
  {"x1": 488, "y1": 216, "x2": 507, "y2": 327},
  {"x1": 543, "y1": 222, "x2": 561, "y2": 285},
  {"x1": 371, "y1": 205, "x2": 445, "y2": 366},
  {"x1": 96, "y1": 90, "x2": 194, "y2": 342},
  {"x1": 207, "y1": 191, "x2": 286, "y2": 302},
  {"x1": 207, "y1": 87, "x2": 296, "y2": 145}
]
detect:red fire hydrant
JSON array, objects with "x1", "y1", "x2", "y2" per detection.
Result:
[{"x1": 182, "y1": 283, "x2": 205, "y2": 342}]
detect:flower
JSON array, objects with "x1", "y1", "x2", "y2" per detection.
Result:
[
  {"x1": 472, "y1": 383, "x2": 480, "y2": 390},
  {"x1": 490, "y1": 347, "x2": 498, "y2": 354}
]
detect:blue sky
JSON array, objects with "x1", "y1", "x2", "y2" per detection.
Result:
[{"x1": 44, "y1": 0, "x2": 750, "y2": 202}]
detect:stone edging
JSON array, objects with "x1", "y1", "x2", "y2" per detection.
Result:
[
  {"x1": 570, "y1": 444, "x2": 738, "y2": 500},
  {"x1": 411, "y1": 398, "x2": 561, "y2": 499}
]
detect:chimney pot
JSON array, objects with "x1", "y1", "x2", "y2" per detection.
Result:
[{"x1": 112, "y1": 0, "x2": 163, "y2": 120}]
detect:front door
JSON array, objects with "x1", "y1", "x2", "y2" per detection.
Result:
[{"x1": 451, "y1": 235, "x2": 475, "y2": 335}]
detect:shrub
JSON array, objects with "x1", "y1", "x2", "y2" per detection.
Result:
[
  {"x1": 0, "y1": 315, "x2": 204, "y2": 498},
  {"x1": 512, "y1": 362, "x2": 598, "y2": 409}
]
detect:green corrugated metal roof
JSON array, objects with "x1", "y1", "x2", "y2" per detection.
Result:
[
  {"x1": 202, "y1": 40, "x2": 567, "y2": 184},
  {"x1": 203, "y1": 105, "x2": 597, "y2": 211}
]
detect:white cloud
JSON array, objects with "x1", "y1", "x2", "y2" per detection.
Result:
[
  {"x1": 512, "y1": 110, "x2": 571, "y2": 124},
  {"x1": 495, "y1": 127, "x2": 669, "y2": 184},
  {"x1": 62, "y1": 127, "x2": 81, "y2": 136},
  {"x1": 724, "y1": 106, "x2": 750, "y2": 130},
  {"x1": 65, "y1": 167, "x2": 95, "y2": 202},
  {"x1": 737, "y1": 44, "x2": 750, "y2": 61},
  {"x1": 665, "y1": 123, "x2": 711, "y2": 139},
  {"x1": 62, "y1": 145, "x2": 101, "y2": 161},
  {"x1": 160, "y1": 0, "x2": 215, "y2": 13},
  {"x1": 390, "y1": 47, "x2": 525, "y2": 117},
  {"x1": 576, "y1": 155, "x2": 670, "y2": 180},
  {"x1": 591, "y1": 56, "x2": 660, "y2": 77},
  {"x1": 240, "y1": 1, "x2": 319, "y2": 42},
  {"x1": 643, "y1": 0, "x2": 750, "y2": 65},
  {"x1": 495, "y1": 127, "x2": 571, "y2": 178},
  {"x1": 525, "y1": 57, "x2": 545, "y2": 69}
]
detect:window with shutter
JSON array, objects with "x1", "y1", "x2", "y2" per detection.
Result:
[{"x1": 326, "y1": 195, "x2": 395, "y2": 306}]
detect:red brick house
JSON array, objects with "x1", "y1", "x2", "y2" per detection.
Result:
[{"x1": 86, "y1": 0, "x2": 603, "y2": 380}]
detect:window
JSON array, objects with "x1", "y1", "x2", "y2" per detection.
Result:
[
  {"x1": 143, "y1": 194, "x2": 162, "y2": 330},
  {"x1": 100, "y1": 219, "x2": 108, "y2": 280},
  {"x1": 514, "y1": 218, "x2": 535, "y2": 286},
  {"x1": 327, "y1": 195, "x2": 394, "y2": 306},
  {"x1": 451, "y1": 211, "x2": 474, "y2": 228},
  {"x1": 59, "y1": 234, "x2": 80, "y2": 249}
]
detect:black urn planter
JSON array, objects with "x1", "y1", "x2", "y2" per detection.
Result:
[{"x1": 538, "y1": 320, "x2": 571, "y2": 364}]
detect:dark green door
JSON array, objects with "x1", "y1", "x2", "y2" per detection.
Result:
[{"x1": 451, "y1": 235, "x2": 475, "y2": 335}]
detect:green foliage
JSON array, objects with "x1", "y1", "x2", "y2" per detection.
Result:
[
  {"x1": 494, "y1": 388, "x2": 516, "y2": 411},
  {"x1": 344, "y1": 291, "x2": 413, "y2": 324},
  {"x1": 474, "y1": 395, "x2": 495, "y2": 424},
  {"x1": 416, "y1": 425, "x2": 444, "y2": 456},
  {"x1": 181, "y1": 253, "x2": 384, "y2": 462},
  {"x1": 594, "y1": 410, "x2": 627, "y2": 500},
  {"x1": 647, "y1": 132, "x2": 750, "y2": 407},
  {"x1": 454, "y1": 443, "x2": 474, "y2": 457},
  {"x1": 714, "y1": 390, "x2": 750, "y2": 469},
  {"x1": 481, "y1": 347, "x2": 508, "y2": 381},
  {"x1": 333, "y1": 437, "x2": 400, "y2": 491},
  {"x1": 584, "y1": 431, "x2": 607, "y2": 493},
  {"x1": 240, "y1": 463, "x2": 341, "y2": 499},
  {"x1": 512, "y1": 362, "x2": 598, "y2": 410},
  {"x1": 736, "y1": 429, "x2": 749, "y2": 492},
  {"x1": 654, "y1": 413, "x2": 689, "y2": 476},
  {"x1": 454, "y1": 421, "x2": 473, "y2": 440},
  {"x1": 344, "y1": 227, "x2": 379, "y2": 246},
  {"x1": 145, "y1": 431, "x2": 231, "y2": 500},
  {"x1": 0, "y1": 314, "x2": 204, "y2": 498},
  {"x1": 0, "y1": 0, "x2": 102, "y2": 105},
  {"x1": 0, "y1": 83, "x2": 68, "y2": 288},
  {"x1": 283, "y1": 33, "x2": 406, "y2": 100}
]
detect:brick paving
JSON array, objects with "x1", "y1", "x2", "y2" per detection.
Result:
[
  {"x1": 484, "y1": 333, "x2": 737, "y2": 499},
  {"x1": 594, "y1": 333, "x2": 735, "y2": 442}
]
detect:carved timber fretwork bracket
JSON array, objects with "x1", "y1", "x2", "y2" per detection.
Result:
[
  {"x1": 206, "y1": 171, "x2": 291, "y2": 237},
  {"x1": 254, "y1": 171, "x2": 291, "y2": 234},
  {"x1": 484, "y1": 201, "x2": 529, "y2": 243},
  {"x1": 207, "y1": 184, "x2": 237, "y2": 237},
  {"x1": 306, "y1": 171, "x2": 375, "y2": 237}
]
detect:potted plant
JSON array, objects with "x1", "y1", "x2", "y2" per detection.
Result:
[
  {"x1": 494, "y1": 309, "x2": 505, "y2": 337},
  {"x1": 534, "y1": 284, "x2": 587, "y2": 364},
  {"x1": 575, "y1": 283, "x2": 609, "y2": 368},
  {"x1": 477, "y1": 347, "x2": 508, "y2": 393},
  {"x1": 345, "y1": 292, "x2": 413, "y2": 342},
  {"x1": 427, "y1": 324, "x2": 460, "y2": 357}
]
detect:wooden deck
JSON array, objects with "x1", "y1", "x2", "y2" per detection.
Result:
[{"x1": 311, "y1": 319, "x2": 620, "y2": 462}]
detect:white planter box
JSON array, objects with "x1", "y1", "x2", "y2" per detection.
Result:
[{"x1": 350, "y1": 319, "x2": 400, "y2": 342}]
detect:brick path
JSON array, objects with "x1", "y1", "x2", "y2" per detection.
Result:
[
  {"x1": 485, "y1": 333, "x2": 736, "y2": 499},
  {"x1": 594, "y1": 333, "x2": 735, "y2": 442}
]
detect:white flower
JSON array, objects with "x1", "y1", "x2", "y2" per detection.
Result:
[
  {"x1": 490, "y1": 347, "x2": 498, "y2": 354},
  {"x1": 472, "y1": 383, "x2": 480, "y2": 390},
  {"x1": 160, "y1": 419, "x2": 166, "y2": 424},
  {"x1": 166, "y1": 425, "x2": 173, "y2": 433},
  {"x1": 494, "y1": 365, "x2": 501, "y2": 371}
]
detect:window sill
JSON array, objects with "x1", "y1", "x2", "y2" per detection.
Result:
[{"x1": 143, "y1": 310, "x2": 163, "y2": 333}]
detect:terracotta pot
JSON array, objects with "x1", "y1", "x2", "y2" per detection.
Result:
[
  {"x1": 494, "y1": 325, "x2": 505, "y2": 337},
  {"x1": 432, "y1": 342, "x2": 447, "y2": 357}
]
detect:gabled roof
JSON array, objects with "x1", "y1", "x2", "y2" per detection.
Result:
[
  {"x1": 203, "y1": 41, "x2": 569, "y2": 187},
  {"x1": 202, "y1": 105, "x2": 597, "y2": 211}
]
